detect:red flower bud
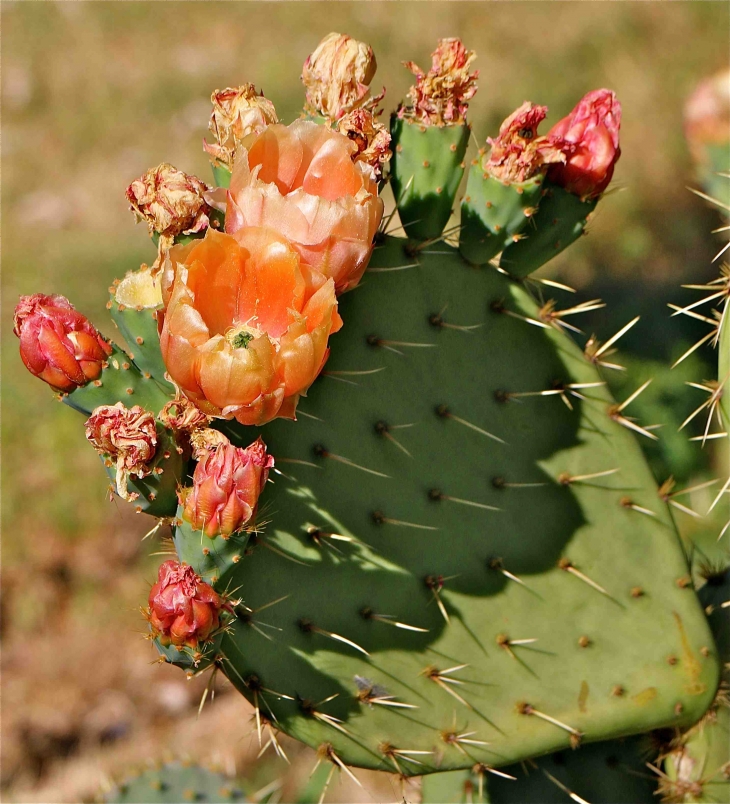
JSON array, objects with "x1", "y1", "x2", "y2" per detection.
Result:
[
  {"x1": 547, "y1": 89, "x2": 622, "y2": 199},
  {"x1": 148, "y1": 560, "x2": 224, "y2": 648},
  {"x1": 85, "y1": 402, "x2": 158, "y2": 501},
  {"x1": 181, "y1": 436, "x2": 274, "y2": 538},
  {"x1": 14, "y1": 294, "x2": 112, "y2": 392}
]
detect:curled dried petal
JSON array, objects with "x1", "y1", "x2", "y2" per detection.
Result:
[{"x1": 337, "y1": 108, "x2": 392, "y2": 179}]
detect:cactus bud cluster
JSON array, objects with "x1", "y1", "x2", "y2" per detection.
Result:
[{"x1": 14, "y1": 293, "x2": 112, "y2": 392}]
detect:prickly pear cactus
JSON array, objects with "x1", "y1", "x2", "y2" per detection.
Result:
[{"x1": 14, "y1": 30, "x2": 726, "y2": 795}]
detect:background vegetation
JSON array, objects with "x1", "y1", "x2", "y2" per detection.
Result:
[{"x1": 2, "y1": 2, "x2": 728, "y2": 801}]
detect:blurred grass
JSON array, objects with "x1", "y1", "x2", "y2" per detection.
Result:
[{"x1": 2, "y1": 2, "x2": 729, "y2": 798}]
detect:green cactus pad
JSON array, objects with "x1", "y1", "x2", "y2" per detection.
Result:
[
  {"x1": 389, "y1": 116, "x2": 469, "y2": 241},
  {"x1": 105, "y1": 762, "x2": 250, "y2": 803},
  {"x1": 64, "y1": 343, "x2": 172, "y2": 417},
  {"x1": 421, "y1": 735, "x2": 657, "y2": 803},
  {"x1": 166, "y1": 235, "x2": 718, "y2": 775},
  {"x1": 719, "y1": 293, "x2": 730, "y2": 433},
  {"x1": 100, "y1": 424, "x2": 185, "y2": 518},
  {"x1": 111, "y1": 267, "x2": 174, "y2": 393},
  {"x1": 499, "y1": 184, "x2": 596, "y2": 278},
  {"x1": 173, "y1": 507, "x2": 251, "y2": 586},
  {"x1": 459, "y1": 164, "x2": 544, "y2": 265}
]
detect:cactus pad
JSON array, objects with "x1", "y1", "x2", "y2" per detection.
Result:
[
  {"x1": 169, "y1": 235, "x2": 719, "y2": 774},
  {"x1": 105, "y1": 762, "x2": 250, "y2": 803}
]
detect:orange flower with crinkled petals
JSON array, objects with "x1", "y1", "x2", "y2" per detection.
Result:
[
  {"x1": 207, "y1": 120, "x2": 383, "y2": 294},
  {"x1": 159, "y1": 228, "x2": 341, "y2": 426}
]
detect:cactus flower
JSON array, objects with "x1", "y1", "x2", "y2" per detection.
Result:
[
  {"x1": 85, "y1": 402, "x2": 157, "y2": 500},
  {"x1": 14, "y1": 293, "x2": 112, "y2": 392},
  {"x1": 302, "y1": 32, "x2": 378, "y2": 121},
  {"x1": 337, "y1": 108, "x2": 392, "y2": 179},
  {"x1": 400, "y1": 38, "x2": 478, "y2": 126},
  {"x1": 209, "y1": 120, "x2": 383, "y2": 293},
  {"x1": 148, "y1": 560, "x2": 224, "y2": 648},
  {"x1": 159, "y1": 228, "x2": 342, "y2": 426},
  {"x1": 204, "y1": 85, "x2": 279, "y2": 171},
  {"x1": 181, "y1": 435, "x2": 274, "y2": 538},
  {"x1": 547, "y1": 89, "x2": 622, "y2": 199},
  {"x1": 484, "y1": 102, "x2": 566, "y2": 183},
  {"x1": 126, "y1": 163, "x2": 212, "y2": 252}
]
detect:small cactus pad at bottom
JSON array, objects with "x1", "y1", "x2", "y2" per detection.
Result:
[
  {"x1": 169, "y1": 235, "x2": 719, "y2": 774},
  {"x1": 105, "y1": 762, "x2": 250, "y2": 803}
]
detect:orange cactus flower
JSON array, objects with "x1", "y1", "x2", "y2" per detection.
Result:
[
  {"x1": 147, "y1": 560, "x2": 225, "y2": 648},
  {"x1": 208, "y1": 120, "x2": 383, "y2": 293},
  {"x1": 159, "y1": 228, "x2": 341, "y2": 426}
]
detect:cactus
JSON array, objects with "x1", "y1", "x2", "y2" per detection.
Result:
[
  {"x1": 15, "y1": 31, "x2": 728, "y2": 797},
  {"x1": 105, "y1": 762, "x2": 250, "y2": 803}
]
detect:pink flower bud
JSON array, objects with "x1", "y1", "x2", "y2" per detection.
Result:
[
  {"x1": 85, "y1": 402, "x2": 158, "y2": 501},
  {"x1": 126, "y1": 163, "x2": 212, "y2": 239},
  {"x1": 484, "y1": 102, "x2": 565, "y2": 183},
  {"x1": 148, "y1": 560, "x2": 224, "y2": 648},
  {"x1": 337, "y1": 108, "x2": 392, "y2": 179},
  {"x1": 203, "y1": 85, "x2": 278, "y2": 170},
  {"x1": 302, "y1": 32, "x2": 378, "y2": 120},
  {"x1": 181, "y1": 436, "x2": 274, "y2": 538},
  {"x1": 547, "y1": 89, "x2": 622, "y2": 199},
  {"x1": 401, "y1": 38, "x2": 478, "y2": 126},
  {"x1": 14, "y1": 293, "x2": 112, "y2": 392}
]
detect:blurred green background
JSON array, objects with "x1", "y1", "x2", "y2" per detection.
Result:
[{"x1": 2, "y1": 2, "x2": 729, "y2": 801}]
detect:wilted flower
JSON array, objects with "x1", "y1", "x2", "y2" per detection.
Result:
[
  {"x1": 400, "y1": 38, "x2": 478, "y2": 126},
  {"x1": 484, "y1": 102, "x2": 565, "y2": 184},
  {"x1": 684, "y1": 68, "x2": 730, "y2": 165},
  {"x1": 547, "y1": 89, "x2": 622, "y2": 199},
  {"x1": 147, "y1": 560, "x2": 224, "y2": 648},
  {"x1": 85, "y1": 402, "x2": 157, "y2": 500},
  {"x1": 181, "y1": 435, "x2": 273, "y2": 538},
  {"x1": 159, "y1": 228, "x2": 342, "y2": 426},
  {"x1": 203, "y1": 85, "x2": 279, "y2": 171},
  {"x1": 208, "y1": 120, "x2": 383, "y2": 293},
  {"x1": 302, "y1": 32, "x2": 378, "y2": 120},
  {"x1": 338, "y1": 108, "x2": 392, "y2": 179},
  {"x1": 159, "y1": 396, "x2": 211, "y2": 435},
  {"x1": 14, "y1": 293, "x2": 112, "y2": 392},
  {"x1": 126, "y1": 163, "x2": 212, "y2": 245}
]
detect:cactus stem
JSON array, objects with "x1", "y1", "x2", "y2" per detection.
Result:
[
  {"x1": 313, "y1": 445, "x2": 390, "y2": 479},
  {"x1": 517, "y1": 703, "x2": 582, "y2": 739},
  {"x1": 297, "y1": 619, "x2": 370, "y2": 656},
  {"x1": 435, "y1": 405, "x2": 506, "y2": 444},
  {"x1": 360, "y1": 607, "x2": 428, "y2": 633},
  {"x1": 558, "y1": 558, "x2": 610, "y2": 597}
]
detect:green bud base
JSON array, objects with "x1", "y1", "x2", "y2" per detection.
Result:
[{"x1": 389, "y1": 116, "x2": 469, "y2": 241}]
